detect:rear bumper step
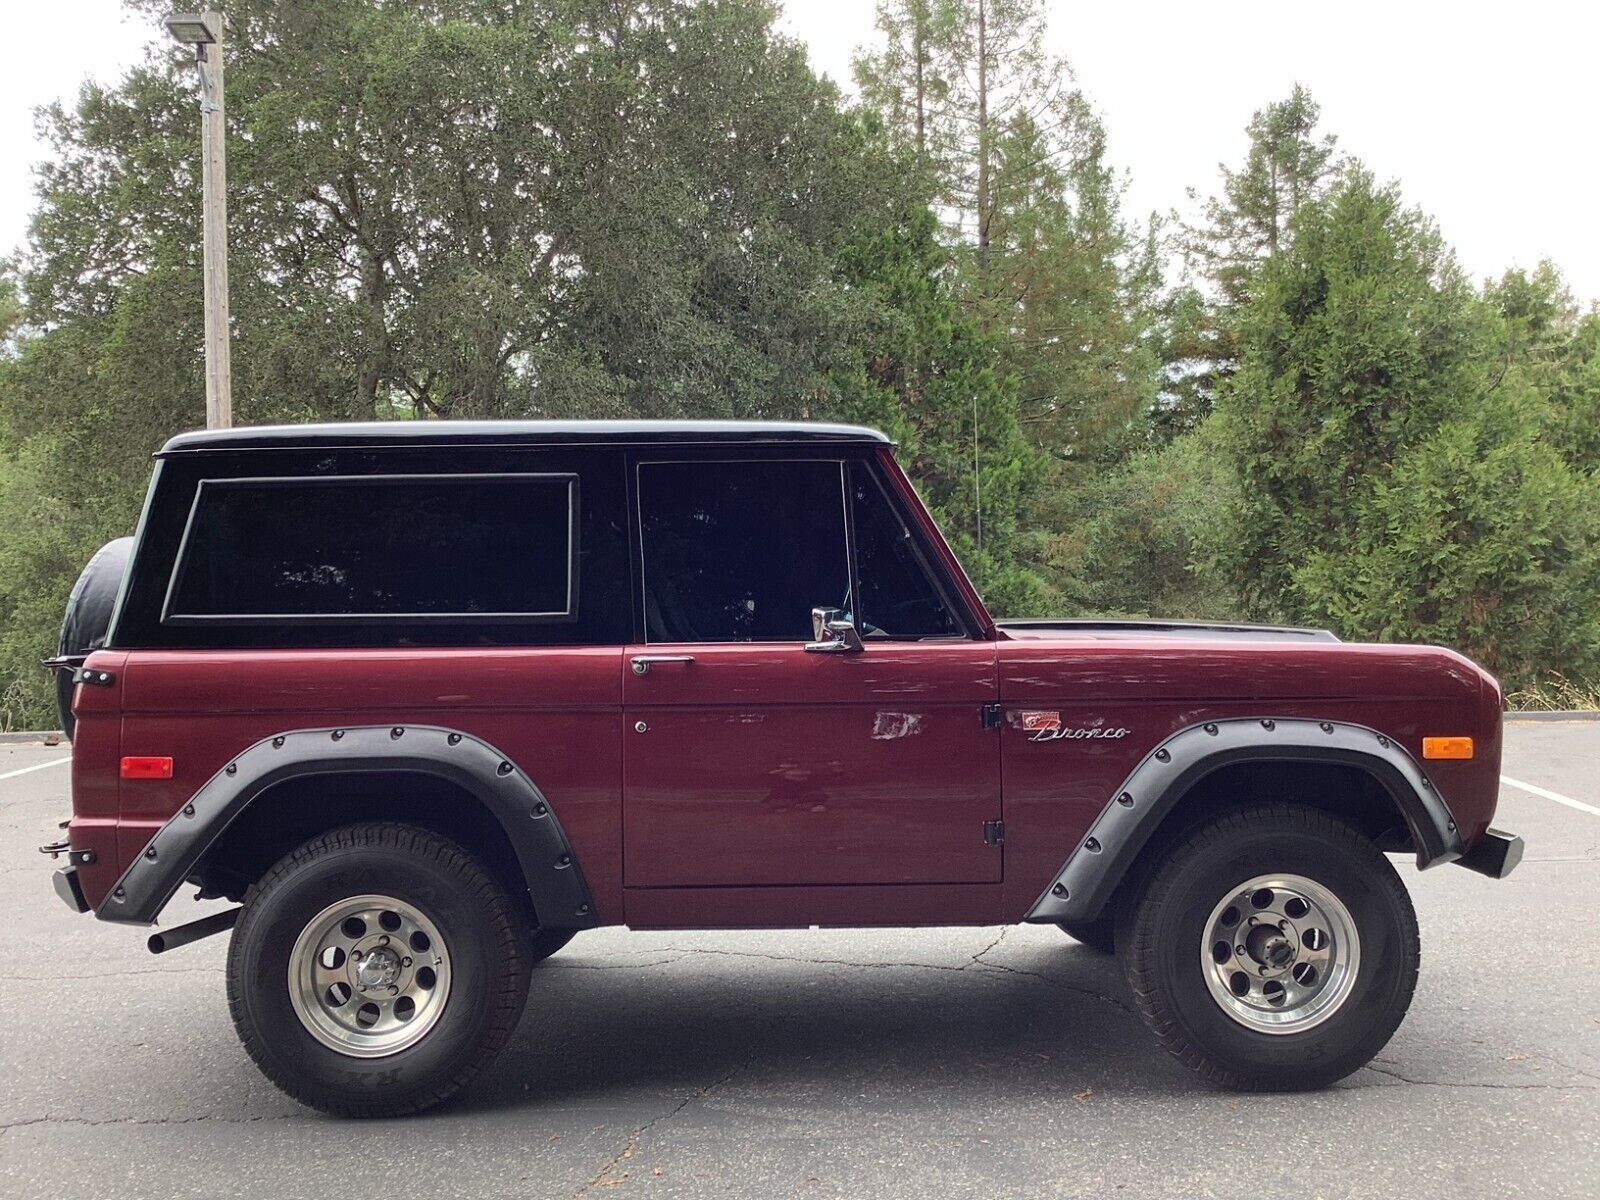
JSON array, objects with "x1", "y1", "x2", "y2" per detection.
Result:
[{"x1": 1457, "y1": 828, "x2": 1524, "y2": 879}]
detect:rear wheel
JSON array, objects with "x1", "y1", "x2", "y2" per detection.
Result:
[
  {"x1": 1119, "y1": 803, "x2": 1418, "y2": 1090},
  {"x1": 227, "y1": 822, "x2": 531, "y2": 1116}
]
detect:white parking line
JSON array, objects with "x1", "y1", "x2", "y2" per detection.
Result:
[
  {"x1": 1500, "y1": 774, "x2": 1600, "y2": 818},
  {"x1": 0, "y1": 755, "x2": 72, "y2": 782}
]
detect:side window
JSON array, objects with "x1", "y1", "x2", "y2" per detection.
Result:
[
  {"x1": 166, "y1": 474, "x2": 577, "y2": 622},
  {"x1": 849, "y1": 461, "x2": 963, "y2": 639},
  {"x1": 639, "y1": 460, "x2": 849, "y2": 642}
]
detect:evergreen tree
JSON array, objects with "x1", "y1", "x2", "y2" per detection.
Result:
[
  {"x1": 1217, "y1": 171, "x2": 1600, "y2": 686},
  {"x1": 857, "y1": 0, "x2": 1162, "y2": 468},
  {"x1": 1485, "y1": 263, "x2": 1600, "y2": 467},
  {"x1": 1165, "y1": 86, "x2": 1341, "y2": 434},
  {"x1": 989, "y1": 109, "x2": 1163, "y2": 467},
  {"x1": 1038, "y1": 422, "x2": 1239, "y2": 620},
  {"x1": 0, "y1": 0, "x2": 1056, "y2": 722},
  {"x1": 831, "y1": 205, "x2": 1048, "y2": 613},
  {"x1": 852, "y1": 0, "x2": 963, "y2": 198},
  {"x1": 1189, "y1": 84, "x2": 1341, "y2": 307}
]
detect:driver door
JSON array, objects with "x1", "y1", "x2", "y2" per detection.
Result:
[{"x1": 622, "y1": 455, "x2": 1001, "y2": 889}]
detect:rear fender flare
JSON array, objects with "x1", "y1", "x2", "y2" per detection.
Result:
[
  {"x1": 97, "y1": 725, "x2": 599, "y2": 931},
  {"x1": 1024, "y1": 717, "x2": 1465, "y2": 925}
]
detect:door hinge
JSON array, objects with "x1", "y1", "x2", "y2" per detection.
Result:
[
  {"x1": 981, "y1": 702, "x2": 1002, "y2": 729},
  {"x1": 75, "y1": 667, "x2": 115, "y2": 687},
  {"x1": 983, "y1": 819, "x2": 1005, "y2": 846}
]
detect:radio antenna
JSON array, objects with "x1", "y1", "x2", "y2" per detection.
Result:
[{"x1": 972, "y1": 391, "x2": 983, "y2": 554}]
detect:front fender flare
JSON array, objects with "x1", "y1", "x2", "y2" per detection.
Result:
[
  {"x1": 1025, "y1": 717, "x2": 1465, "y2": 926},
  {"x1": 97, "y1": 725, "x2": 599, "y2": 932}
]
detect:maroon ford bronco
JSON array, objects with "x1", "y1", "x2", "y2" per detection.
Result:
[{"x1": 43, "y1": 420, "x2": 1523, "y2": 1115}]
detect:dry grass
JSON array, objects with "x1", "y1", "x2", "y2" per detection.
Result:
[
  {"x1": 0, "y1": 678, "x2": 35, "y2": 733},
  {"x1": 1506, "y1": 673, "x2": 1600, "y2": 712}
]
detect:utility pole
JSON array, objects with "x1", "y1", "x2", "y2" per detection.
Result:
[
  {"x1": 165, "y1": 12, "x2": 233, "y2": 428},
  {"x1": 975, "y1": 0, "x2": 990, "y2": 291}
]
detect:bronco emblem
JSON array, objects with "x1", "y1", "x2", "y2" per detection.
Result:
[{"x1": 1019, "y1": 712, "x2": 1131, "y2": 743}]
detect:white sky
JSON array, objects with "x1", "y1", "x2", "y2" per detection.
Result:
[{"x1": 3, "y1": 1, "x2": 1597, "y2": 306}]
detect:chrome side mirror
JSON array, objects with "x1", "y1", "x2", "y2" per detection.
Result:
[{"x1": 806, "y1": 606, "x2": 863, "y2": 653}]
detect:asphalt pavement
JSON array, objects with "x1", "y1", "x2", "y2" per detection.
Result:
[{"x1": 1, "y1": 721, "x2": 1596, "y2": 1199}]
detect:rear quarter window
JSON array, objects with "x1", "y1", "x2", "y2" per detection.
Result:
[
  {"x1": 165, "y1": 474, "x2": 577, "y2": 623},
  {"x1": 110, "y1": 448, "x2": 632, "y2": 649}
]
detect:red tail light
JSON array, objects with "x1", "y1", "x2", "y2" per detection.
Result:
[{"x1": 120, "y1": 756, "x2": 174, "y2": 780}]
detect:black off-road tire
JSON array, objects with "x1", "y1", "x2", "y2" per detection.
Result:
[
  {"x1": 1118, "y1": 803, "x2": 1419, "y2": 1090},
  {"x1": 1056, "y1": 913, "x2": 1116, "y2": 954},
  {"x1": 227, "y1": 822, "x2": 532, "y2": 1117}
]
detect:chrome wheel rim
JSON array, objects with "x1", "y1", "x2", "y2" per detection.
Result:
[
  {"x1": 1200, "y1": 874, "x2": 1359, "y2": 1035},
  {"x1": 288, "y1": 894, "x2": 452, "y2": 1057}
]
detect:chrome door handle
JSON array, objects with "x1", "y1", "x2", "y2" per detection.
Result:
[{"x1": 631, "y1": 655, "x2": 696, "y2": 676}]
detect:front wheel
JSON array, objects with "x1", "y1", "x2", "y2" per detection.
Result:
[
  {"x1": 1119, "y1": 803, "x2": 1419, "y2": 1090},
  {"x1": 227, "y1": 822, "x2": 532, "y2": 1116}
]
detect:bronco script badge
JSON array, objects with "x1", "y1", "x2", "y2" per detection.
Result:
[{"x1": 1019, "y1": 712, "x2": 1131, "y2": 743}]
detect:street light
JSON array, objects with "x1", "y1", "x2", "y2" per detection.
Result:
[
  {"x1": 162, "y1": 13, "x2": 216, "y2": 48},
  {"x1": 165, "y1": 10, "x2": 232, "y2": 429}
]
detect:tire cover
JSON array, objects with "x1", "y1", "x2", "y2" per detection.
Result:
[{"x1": 55, "y1": 537, "x2": 134, "y2": 738}]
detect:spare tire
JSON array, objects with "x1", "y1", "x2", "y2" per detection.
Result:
[{"x1": 53, "y1": 537, "x2": 134, "y2": 740}]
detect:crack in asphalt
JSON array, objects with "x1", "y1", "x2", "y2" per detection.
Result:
[
  {"x1": 1529, "y1": 1052, "x2": 1600, "y2": 1085},
  {"x1": 1362, "y1": 1063, "x2": 1599, "y2": 1091},
  {"x1": 969, "y1": 927, "x2": 1009, "y2": 966},
  {"x1": 0, "y1": 1113, "x2": 290, "y2": 1132},
  {"x1": 6, "y1": 965, "x2": 225, "y2": 982},
  {"x1": 573, "y1": 1063, "x2": 744, "y2": 1196},
  {"x1": 970, "y1": 957, "x2": 1135, "y2": 1015},
  {"x1": 644, "y1": 933, "x2": 1138, "y2": 1017},
  {"x1": 548, "y1": 957, "x2": 687, "y2": 972},
  {"x1": 969, "y1": 927, "x2": 1135, "y2": 1015},
  {"x1": 658, "y1": 945, "x2": 985, "y2": 974}
]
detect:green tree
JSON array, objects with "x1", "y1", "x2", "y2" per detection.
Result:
[
  {"x1": 852, "y1": 0, "x2": 963, "y2": 198},
  {"x1": 1189, "y1": 84, "x2": 1341, "y2": 307},
  {"x1": 860, "y1": 0, "x2": 1077, "y2": 287},
  {"x1": 831, "y1": 205, "x2": 1047, "y2": 613},
  {"x1": 989, "y1": 109, "x2": 1163, "y2": 467},
  {"x1": 1484, "y1": 263, "x2": 1600, "y2": 467},
  {"x1": 1037, "y1": 423, "x2": 1240, "y2": 619},
  {"x1": 1294, "y1": 385, "x2": 1600, "y2": 687},
  {"x1": 0, "y1": 0, "x2": 1057, "y2": 722},
  {"x1": 1217, "y1": 171, "x2": 1600, "y2": 686},
  {"x1": 1164, "y1": 87, "x2": 1342, "y2": 435},
  {"x1": 0, "y1": 273, "x2": 20, "y2": 343},
  {"x1": 1552, "y1": 309, "x2": 1600, "y2": 467},
  {"x1": 858, "y1": 0, "x2": 1163, "y2": 470}
]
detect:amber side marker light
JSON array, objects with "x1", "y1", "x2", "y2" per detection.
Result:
[
  {"x1": 1422, "y1": 737, "x2": 1474, "y2": 760},
  {"x1": 120, "y1": 756, "x2": 174, "y2": 780}
]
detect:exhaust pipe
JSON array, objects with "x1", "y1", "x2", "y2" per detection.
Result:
[{"x1": 148, "y1": 907, "x2": 240, "y2": 954}]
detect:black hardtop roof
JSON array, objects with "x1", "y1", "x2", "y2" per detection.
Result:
[{"x1": 158, "y1": 419, "x2": 892, "y2": 456}]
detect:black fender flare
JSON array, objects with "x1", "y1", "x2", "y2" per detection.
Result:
[
  {"x1": 1024, "y1": 717, "x2": 1465, "y2": 925},
  {"x1": 96, "y1": 725, "x2": 600, "y2": 932}
]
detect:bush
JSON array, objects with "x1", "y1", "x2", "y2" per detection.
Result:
[{"x1": 1041, "y1": 425, "x2": 1244, "y2": 621}]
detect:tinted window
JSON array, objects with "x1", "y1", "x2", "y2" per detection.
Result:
[
  {"x1": 849, "y1": 462, "x2": 962, "y2": 638},
  {"x1": 640, "y1": 460, "x2": 849, "y2": 642},
  {"x1": 167, "y1": 474, "x2": 576, "y2": 621}
]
